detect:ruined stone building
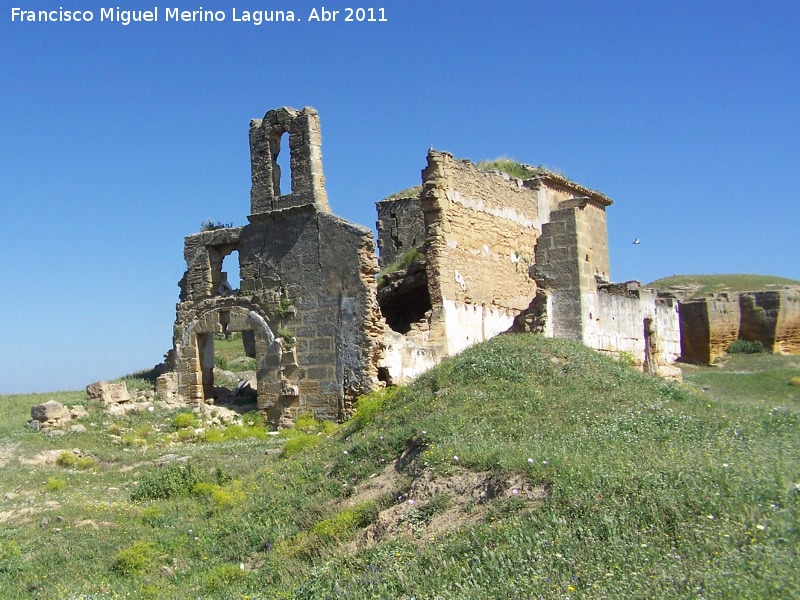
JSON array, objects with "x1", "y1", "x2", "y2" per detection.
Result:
[
  {"x1": 376, "y1": 152, "x2": 681, "y2": 382},
  {"x1": 171, "y1": 108, "x2": 383, "y2": 423},
  {"x1": 167, "y1": 106, "x2": 687, "y2": 424}
]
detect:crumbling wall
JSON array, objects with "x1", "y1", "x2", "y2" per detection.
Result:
[
  {"x1": 528, "y1": 197, "x2": 678, "y2": 377},
  {"x1": 376, "y1": 195, "x2": 425, "y2": 268},
  {"x1": 532, "y1": 199, "x2": 611, "y2": 340},
  {"x1": 775, "y1": 292, "x2": 800, "y2": 354},
  {"x1": 173, "y1": 107, "x2": 382, "y2": 424},
  {"x1": 420, "y1": 151, "x2": 541, "y2": 354},
  {"x1": 587, "y1": 285, "x2": 681, "y2": 379}
]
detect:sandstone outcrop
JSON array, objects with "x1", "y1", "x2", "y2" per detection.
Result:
[{"x1": 679, "y1": 288, "x2": 800, "y2": 363}]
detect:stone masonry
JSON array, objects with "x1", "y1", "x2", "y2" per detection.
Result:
[
  {"x1": 172, "y1": 107, "x2": 383, "y2": 425},
  {"x1": 165, "y1": 106, "x2": 736, "y2": 424},
  {"x1": 377, "y1": 151, "x2": 681, "y2": 382}
]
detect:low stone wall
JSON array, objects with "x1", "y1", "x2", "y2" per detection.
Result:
[{"x1": 583, "y1": 287, "x2": 681, "y2": 379}]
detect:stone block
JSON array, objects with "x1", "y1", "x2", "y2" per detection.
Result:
[
  {"x1": 31, "y1": 400, "x2": 70, "y2": 422},
  {"x1": 86, "y1": 381, "x2": 132, "y2": 404}
]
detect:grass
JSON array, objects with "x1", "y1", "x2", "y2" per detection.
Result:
[
  {"x1": 213, "y1": 333, "x2": 257, "y2": 372},
  {"x1": 378, "y1": 247, "x2": 426, "y2": 285},
  {"x1": 476, "y1": 157, "x2": 545, "y2": 179},
  {"x1": 647, "y1": 274, "x2": 800, "y2": 298},
  {"x1": 381, "y1": 185, "x2": 422, "y2": 201},
  {"x1": 0, "y1": 334, "x2": 799, "y2": 598}
]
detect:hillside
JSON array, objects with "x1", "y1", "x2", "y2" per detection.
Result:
[
  {"x1": 647, "y1": 274, "x2": 800, "y2": 299},
  {"x1": 1, "y1": 334, "x2": 799, "y2": 598}
]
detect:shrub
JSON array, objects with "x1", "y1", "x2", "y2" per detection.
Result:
[
  {"x1": 281, "y1": 433, "x2": 321, "y2": 458},
  {"x1": 177, "y1": 428, "x2": 195, "y2": 442},
  {"x1": 242, "y1": 410, "x2": 265, "y2": 427},
  {"x1": 173, "y1": 412, "x2": 197, "y2": 429},
  {"x1": 76, "y1": 456, "x2": 97, "y2": 469},
  {"x1": 131, "y1": 463, "x2": 199, "y2": 501},
  {"x1": 56, "y1": 450, "x2": 79, "y2": 467},
  {"x1": 206, "y1": 564, "x2": 246, "y2": 590},
  {"x1": 121, "y1": 433, "x2": 147, "y2": 447},
  {"x1": 352, "y1": 387, "x2": 398, "y2": 431},
  {"x1": 202, "y1": 428, "x2": 225, "y2": 443},
  {"x1": 790, "y1": 377, "x2": 800, "y2": 387},
  {"x1": 44, "y1": 478, "x2": 66, "y2": 492},
  {"x1": 211, "y1": 482, "x2": 246, "y2": 508},
  {"x1": 214, "y1": 355, "x2": 230, "y2": 370},
  {"x1": 275, "y1": 297, "x2": 295, "y2": 319},
  {"x1": 112, "y1": 541, "x2": 156, "y2": 575},
  {"x1": 107, "y1": 422, "x2": 123, "y2": 436},
  {"x1": 201, "y1": 218, "x2": 233, "y2": 231},
  {"x1": 294, "y1": 414, "x2": 319, "y2": 432},
  {"x1": 378, "y1": 248, "x2": 426, "y2": 284},
  {"x1": 727, "y1": 339, "x2": 766, "y2": 354}
]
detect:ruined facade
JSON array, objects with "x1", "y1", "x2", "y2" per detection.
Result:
[
  {"x1": 377, "y1": 152, "x2": 681, "y2": 381},
  {"x1": 169, "y1": 106, "x2": 688, "y2": 424},
  {"x1": 172, "y1": 107, "x2": 383, "y2": 424}
]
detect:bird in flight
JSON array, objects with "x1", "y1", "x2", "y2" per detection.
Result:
[{"x1": 632, "y1": 238, "x2": 640, "y2": 245}]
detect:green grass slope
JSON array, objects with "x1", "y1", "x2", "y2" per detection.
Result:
[
  {"x1": 1, "y1": 335, "x2": 799, "y2": 598},
  {"x1": 647, "y1": 274, "x2": 800, "y2": 299}
]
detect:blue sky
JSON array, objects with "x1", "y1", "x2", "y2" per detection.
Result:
[{"x1": 1, "y1": 1, "x2": 798, "y2": 394}]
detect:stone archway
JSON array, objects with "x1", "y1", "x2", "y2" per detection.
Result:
[{"x1": 176, "y1": 305, "x2": 284, "y2": 413}]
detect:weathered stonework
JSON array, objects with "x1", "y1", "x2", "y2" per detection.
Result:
[
  {"x1": 679, "y1": 289, "x2": 800, "y2": 363},
  {"x1": 168, "y1": 106, "x2": 744, "y2": 424},
  {"x1": 374, "y1": 151, "x2": 681, "y2": 382},
  {"x1": 172, "y1": 107, "x2": 383, "y2": 425},
  {"x1": 376, "y1": 195, "x2": 425, "y2": 268}
]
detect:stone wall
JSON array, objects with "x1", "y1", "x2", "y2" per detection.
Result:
[
  {"x1": 586, "y1": 285, "x2": 681, "y2": 379},
  {"x1": 378, "y1": 151, "x2": 622, "y2": 382},
  {"x1": 375, "y1": 195, "x2": 425, "y2": 268},
  {"x1": 680, "y1": 289, "x2": 800, "y2": 363},
  {"x1": 173, "y1": 107, "x2": 383, "y2": 425},
  {"x1": 419, "y1": 152, "x2": 541, "y2": 354},
  {"x1": 526, "y1": 198, "x2": 679, "y2": 378}
]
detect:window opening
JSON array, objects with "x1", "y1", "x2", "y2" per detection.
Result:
[
  {"x1": 221, "y1": 249, "x2": 241, "y2": 292},
  {"x1": 270, "y1": 131, "x2": 292, "y2": 197}
]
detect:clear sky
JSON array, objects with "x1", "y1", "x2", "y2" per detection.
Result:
[{"x1": 1, "y1": 1, "x2": 798, "y2": 394}]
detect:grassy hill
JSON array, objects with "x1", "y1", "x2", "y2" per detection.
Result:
[
  {"x1": 647, "y1": 274, "x2": 800, "y2": 299},
  {"x1": 1, "y1": 335, "x2": 799, "y2": 598}
]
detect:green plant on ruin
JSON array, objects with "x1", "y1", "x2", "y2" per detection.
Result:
[
  {"x1": 378, "y1": 247, "x2": 426, "y2": 287},
  {"x1": 727, "y1": 339, "x2": 766, "y2": 354},
  {"x1": 200, "y1": 218, "x2": 233, "y2": 231},
  {"x1": 476, "y1": 157, "x2": 544, "y2": 179},
  {"x1": 277, "y1": 328, "x2": 296, "y2": 349},
  {"x1": 275, "y1": 297, "x2": 295, "y2": 319}
]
